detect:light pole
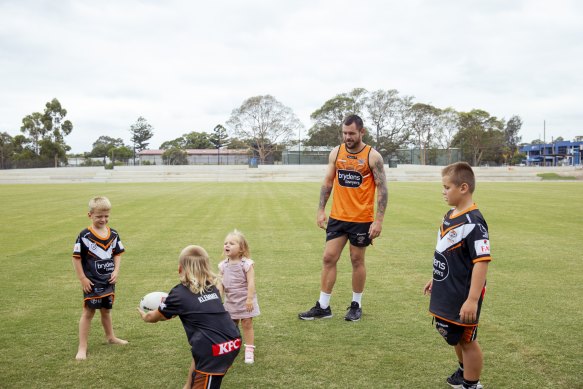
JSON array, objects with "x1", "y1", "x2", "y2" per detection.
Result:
[{"x1": 298, "y1": 127, "x2": 301, "y2": 165}]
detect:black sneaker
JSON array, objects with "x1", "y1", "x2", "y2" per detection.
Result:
[
  {"x1": 446, "y1": 368, "x2": 463, "y2": 388},
  {"x1": 298, "y1": 301, "x2": 332, "y2": 320},
  {"x1": 344, "y1": 301, "x2": 362, "y2": 321},
  {"x1": 447, "y1": 368, "x2": 483, "y2": 389}
]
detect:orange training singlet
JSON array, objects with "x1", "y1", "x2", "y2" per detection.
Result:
[{"x1": 330, "y1": 144, "x2": 376, "y2": 223}]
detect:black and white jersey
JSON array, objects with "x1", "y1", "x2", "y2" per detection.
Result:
[
  {"x1": 159, "y1": 283, "x2": 241, "y2": 374},
  {"x1": 73, "y1": 226, "x2": 125, "y2": 298},
  {"x1": 429, "y1": 205, "x2": 492, "y2": 325}
]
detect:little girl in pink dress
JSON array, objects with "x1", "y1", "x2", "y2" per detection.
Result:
[{"x1": 218, "y1": 230, "x2": 260, "y2": 364}]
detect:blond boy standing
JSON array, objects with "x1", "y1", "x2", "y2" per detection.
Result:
[{"x1": 72, "y1": 196, "x2": 127, "y2": 360}]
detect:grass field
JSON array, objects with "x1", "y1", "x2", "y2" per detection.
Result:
[{"x1": 0, "y1": 181, "x2": 582, "y2": 388}]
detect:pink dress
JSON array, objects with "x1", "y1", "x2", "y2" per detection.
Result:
[{"x1": 218, "y1": 258, "x2": 260, "y2": 320}]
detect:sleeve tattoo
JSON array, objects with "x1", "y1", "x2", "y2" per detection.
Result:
[{"x1": 373, "y1": 158, "x2": 388, "y2": 217}]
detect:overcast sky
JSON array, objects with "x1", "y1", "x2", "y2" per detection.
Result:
[{"x1": 1, "y1": 0, "x2": 582, "y2": 153}]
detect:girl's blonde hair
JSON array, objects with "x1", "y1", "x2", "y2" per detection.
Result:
[
  {"x1": 179, "y1": 245, "x2": 219, "y2": 294},
  {"x1": 225, "y1": 229, "x2": 250, "y2": 258}
]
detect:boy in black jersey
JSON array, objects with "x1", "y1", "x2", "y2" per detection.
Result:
[
  {"x1": 139, "y1": 245, "x2": 241, "y2": 389},
  {"x1": 423, "y1": 162, "x2": 491, "y2": 389},
  {"x1": 72, "y1": 196, "x2": 127, "y2": 360}
]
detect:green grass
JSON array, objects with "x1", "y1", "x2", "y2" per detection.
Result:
[
  {"x1": 537, "y1": 172, "x2": 577, "y2": 180},
  {"x1": 0, "y1": 181, "x2": 582, "y2": 388}
]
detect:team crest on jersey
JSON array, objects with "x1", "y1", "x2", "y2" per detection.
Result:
[{"x1": 447, "y1": 230, "x2": 457, "y2": 244}]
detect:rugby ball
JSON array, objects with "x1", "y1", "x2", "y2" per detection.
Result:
[{"x1": 139, "y1": 291, "x2": 168, "y2": 312}]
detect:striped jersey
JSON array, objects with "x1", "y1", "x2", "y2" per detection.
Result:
[
  {"x1": 73, "y1": 226, "x2": 125, "y2": 299},
  {"x1": 429, "y1": 205, "x2": 492, "y2": 325},
  {"x1": 330, "y1": 143, "x2": 376, "y2": 223}
]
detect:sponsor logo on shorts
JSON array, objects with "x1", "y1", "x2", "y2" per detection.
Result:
[{"x1": 212, "y1": 338, "x2": 241, "y2": 356}]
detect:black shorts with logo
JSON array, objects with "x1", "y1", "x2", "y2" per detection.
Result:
[
  {"x1": 85, "y1": 294, "x2": 114, "y2": 309},
  {"x1": 326, "y1": 217, "x2": 372, "y2": 247},
  {"x1": 435, "y1": 317, "x2": 478, "y2": 345}
]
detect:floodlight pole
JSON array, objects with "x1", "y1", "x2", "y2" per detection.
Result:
[{"x1": 298, "y1": 127, "x2": 301, "y2": 165}]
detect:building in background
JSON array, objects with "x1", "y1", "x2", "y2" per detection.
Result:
[{"x1": 520, "y1": 141, "x2": 583, "y2": 166}]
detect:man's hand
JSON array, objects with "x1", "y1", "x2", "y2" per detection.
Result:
[
  {"x1": 368, "y1": 220, "x2": 382, "y2": 239},
  {"x1": 317, "y1": 209, "x2": 327, "y2": 229}
]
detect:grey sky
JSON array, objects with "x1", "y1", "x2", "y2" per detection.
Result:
[{"x1": 1, "y1": 0, "x2": 582, "y2": 153}]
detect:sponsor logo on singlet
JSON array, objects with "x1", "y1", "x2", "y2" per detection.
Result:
[
  {"x1": 433, "y1": 252, "x2": 449, "y2": 281},
  {"x1": 337, "y1": 169, "x2": 363, "y2": 188},
  {"x1": 212, "y1": 338, "x2": 241, "y2": 356}
]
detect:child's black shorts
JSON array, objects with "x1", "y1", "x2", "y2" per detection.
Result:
[
  {"x1": 435, "y1": 317, "x2": 478, "y2": 345},
  {"x1": 85, "y1": 294, "x2": 114, "y2": 309},
  {"x1": 326, "y1": 217, "x2": 372, "y2": 247}
]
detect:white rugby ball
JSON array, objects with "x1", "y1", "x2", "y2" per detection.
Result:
[{"x1": 140, "y1": 291, "x2": 168, "y2": 312}]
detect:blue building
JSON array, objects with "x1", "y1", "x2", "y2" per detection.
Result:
[{"x1": 520, "y1": 141, "x2": 583, "y2": 166}]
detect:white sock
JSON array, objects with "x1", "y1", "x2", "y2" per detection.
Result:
[
  {"x1": 352, "y1": 292, "x2": 363, "y2": 307},
  {"x1": 319, "y1": 292, "x2": 331, "y2": 309}
]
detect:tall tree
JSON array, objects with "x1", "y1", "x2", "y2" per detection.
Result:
[
  {"x1": 20, "y1": 112, "x2": 45, "y2": 155},
  {"x1": 209, "y1": 124, "x2": 229, "y2": 149},
  {"x1": 365, "y1": 89, "x2": 413, "y2": 155},
  {"x1": 129, "y1": 116, "x2": 154, "y2": 161},
  {"x1": 0, "y1": 132, "x2": 14, "y2": 169},
  {"x1": 409, "y1": 103, "x2": 441, "y2": 165},
  {"x1": 162, "y1": 148, "x2": 188, "y2": 165},
  {"x1": 434, "y1": 107, "x2": 460, "y2": 164},
  {"x1": 306, "y1": 88, "x2": 367, "y2": 146},
  {"x1": 502, "y1": 115, "x2": 523, "y2": 164},
  {"x1": 183, "y1": 131, "x2": 213, "y2": 149},
  {"x1": 453, "y1": 109, "x2": 504, "y2": 166},
  {"x1": 160, "y1": 137, "x2": 186, "y2": 150},
  {"x1": 90, "y1": 136, "x2": 126, "y2": 163},
  {"x1": 209, "y1": 124, "x2": 230, "y2": 165},
  {"x1": 20, "y1": 98, "x2": 73, "y2": 167},
  {"x1": 227, "y1": 95, "x2": 302, "y2": 163}
]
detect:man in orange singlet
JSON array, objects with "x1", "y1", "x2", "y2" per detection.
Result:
[{"x1": 299, "y1": 114, "x2": 388, "y2": 322}]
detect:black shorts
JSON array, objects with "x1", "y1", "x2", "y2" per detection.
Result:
[
  {"x1": 192, "y1": 371, "x2": 225, "y2": 389},
  {"x1": 85, "y1": 294, "x2": 114, "y2": 310},
  {"x1": 326, "y1": 217, "x2": 372, "y2": 247},
  {"x1": 435, "y1": 317, "x2": 478, "y2": 345}
]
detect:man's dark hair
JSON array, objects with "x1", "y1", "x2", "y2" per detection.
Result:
[{"x1": 342, "y1": 114, "x2": 363, "y2": 130}]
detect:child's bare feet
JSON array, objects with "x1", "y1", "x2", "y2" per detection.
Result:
[
  {"x1": 107, "y1": 337, "x2": 128, "y2": 345},
  {"x1": 75, "y1": 349, "x2": 87, "y2": 360}
]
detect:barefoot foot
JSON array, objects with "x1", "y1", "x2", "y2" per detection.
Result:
[
  {"x1": 107, "y1": 337, "x2": 128, "y2": 345},
  {"x1": 75, "y1": 350, "x2": 87, "y2": 360}
]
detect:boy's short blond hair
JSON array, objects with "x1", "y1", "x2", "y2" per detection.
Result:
[
  {"x1": 441, "y1": 162, "x2": 476, "y2": 193},
  {"x1": 88, "y1": 196, "x2": 112, "y2": 213}
]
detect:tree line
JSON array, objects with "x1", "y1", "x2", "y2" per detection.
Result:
[{"x1": 1, "y1": 89, "x2": 535, "y2": 169}]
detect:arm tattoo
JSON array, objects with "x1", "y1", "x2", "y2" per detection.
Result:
[
  {"x1": 372, "y1": 158, "x2": 388, "y2": 218},
  {"x1": 319, "y1": 184, "x2": 332, "y2": 210}
]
